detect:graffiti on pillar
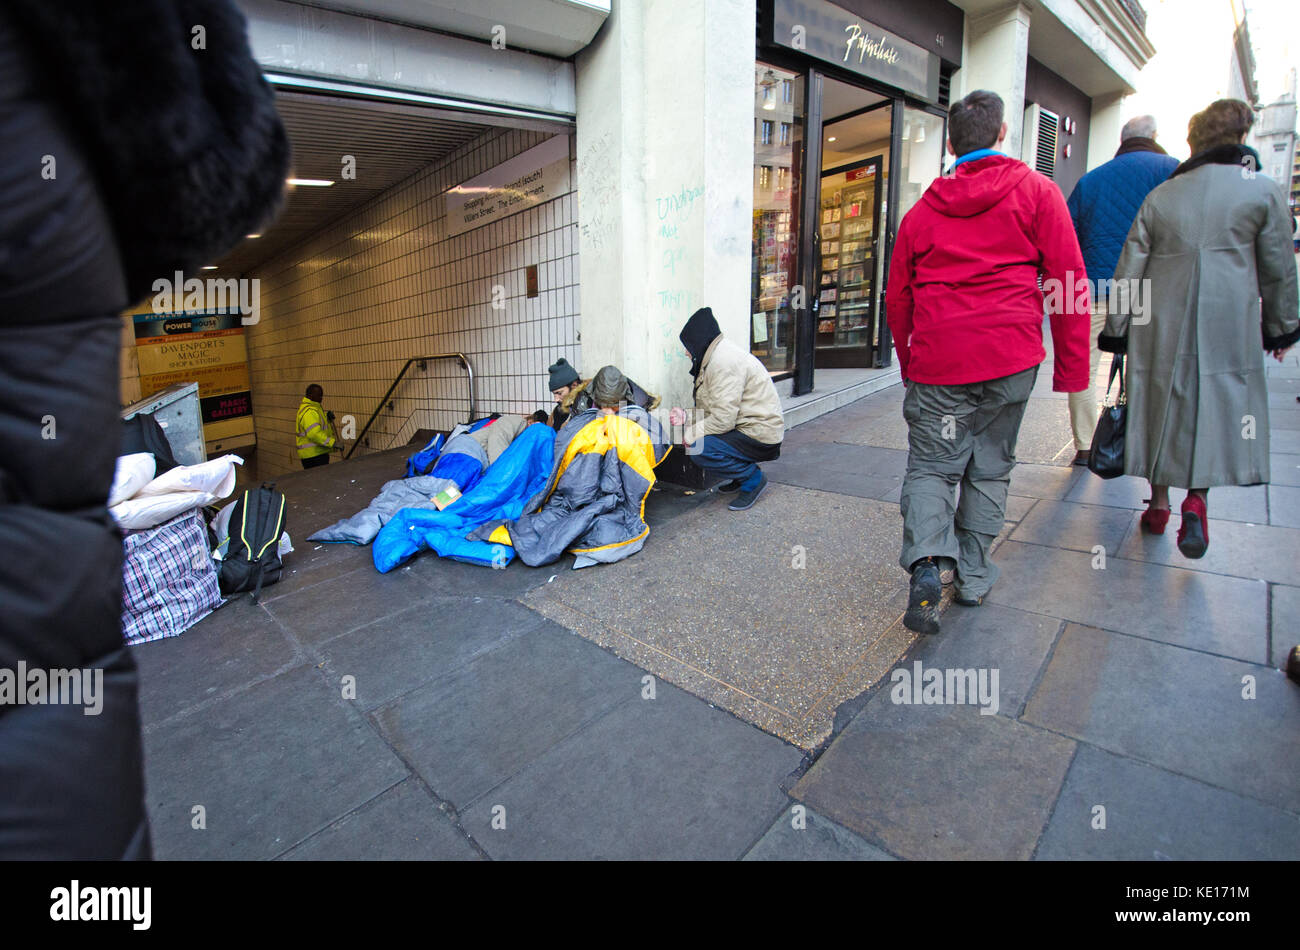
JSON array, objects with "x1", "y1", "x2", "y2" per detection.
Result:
[
  {"x1": 653, "y1": 183, "x2": 705, "y2": 366},
  {"x1": 578, "y1": 131, "x2": 617, "y2": 251}
]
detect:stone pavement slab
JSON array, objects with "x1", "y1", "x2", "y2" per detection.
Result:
[
  {"x1": 315, "y1": 595, "x2": 550, "y2": 711},
  {"x1": 279, "y1": 778, "x2": 480, "y2": 861},
  {"x1": 262, "y1": 562, "x2": 444, "y2": 646},
  {"x1": 1002, "y1": 494, "x2": 1039, "y2": 524},
  {"x1": 1022, "y1": 624, "x2": 1300, "y2": 814},
  {"x1": 792, "y1": 698, "x2": 1076, "y2": 860},
  {"x1": 1271, "y1": 453, "x2": 1300, "y2": 487},
  {"x1": 457, "y1": 679, "x2": 801, "y2": 860},
  {"x1": 1010, "y1": 499, "x2": 1136, "y2": 557},
  {"x1": 371, "y1": 621, "x2": 635, "y2": 810},
  {"x1": 1268, "y1": 484, "x2": 1300, "y2": 527},
  {"x1": 1270, "y1": 429, "x2": 1300, "y2": 454},
  {"x1": 133, "y1": 599, "x2": 302, "y2": 725},
  {"x1": 744, "y1": 805, "x2": 897, "y2": 860},
  {"x1": 1270, "y1": 408, "x2": 1300, "y2": 430},
  {"x1": 987, "y1": 540, "x2": 1268, "y2": 664},
  {"x1": 831, "y1": 395, "x2": 1076, "y2": 465},
  {"x1": 1065, "y1": 474, "x2": 1269, "y2": 524},
  {"x1": 143, "y1": 663, "x2": 409, "y2": 860},
  {"x1": 522, "y1": 482, "x2": 917, "y2": 749},
  {"x1": 763, "y1": 464, "x2": 903, "y2": 501},
  {"x1": 762, "y1": 442, "x2": 907, "y2": 501},
  {"x1": 905, "y1": 602, "x2": 1062, "y2": 718},
  {"x1": 1009, "y1": 462, "x2": 1087, "y2": 500},
  {"x1": 1272, "y1": 584, "x2": 1300, "y2": 669},
  {"x1": 1033, "y1": 745, "x2": 1300, "y2": 860},
  {"x1": 1116, "y1": 516, "x2": 1300, "y2": 585}
]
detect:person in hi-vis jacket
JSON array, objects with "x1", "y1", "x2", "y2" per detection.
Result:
[{"x1": 296, "y1": 384, "x2": 342, "y2": 468}]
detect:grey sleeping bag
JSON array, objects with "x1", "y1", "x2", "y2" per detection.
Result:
[{"x1": 307, "y1": 434, "x2": 487, "y2": 544}]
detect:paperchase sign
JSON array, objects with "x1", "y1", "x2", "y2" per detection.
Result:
[
  {"x1": 769, "y1": 0, "x2": 940, "y2": 104},
  {"x1": 445, "y1": 135, "x2": 571, "y2": 237}
]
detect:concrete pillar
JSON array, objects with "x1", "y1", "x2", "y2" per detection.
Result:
[
  {"x1": 574, "y1": 0, "x2": 754, "y2": 416},
  {"x1": 960, "y1": 3, "x2": 1032, "y2": 158},
  {"x1": 1087, "y1": 91, "x2": 1126, "y2": 171}
]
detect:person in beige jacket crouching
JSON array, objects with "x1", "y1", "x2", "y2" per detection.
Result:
[{"x1": 667, "y1": 307, "x2": 785, "y2": 510}]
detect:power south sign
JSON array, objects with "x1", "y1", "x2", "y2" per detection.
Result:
[{"x1": 767, "y1": 0, "x2": 941, "y2": 104}]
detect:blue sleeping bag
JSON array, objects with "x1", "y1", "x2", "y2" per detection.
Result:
[{"x1": 373, "y1": 421, "x2": 556, "y2": 572}]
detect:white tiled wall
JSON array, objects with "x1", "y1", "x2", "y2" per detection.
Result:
[{"x1": 246, "y1": 126, "x2": 581, "y2": 477}]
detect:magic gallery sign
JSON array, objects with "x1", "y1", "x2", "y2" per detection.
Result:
[{"x1": 767, "y1": 0, "x2": 941, "y2": 104}]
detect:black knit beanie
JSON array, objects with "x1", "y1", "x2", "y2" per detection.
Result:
[{"x1": 548, "y1": 357, "x2": 580, "y2": 391}]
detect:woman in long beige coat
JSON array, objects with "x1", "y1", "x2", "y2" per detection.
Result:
[{"x1": 1100, "y1": 99, "x2": 1299, "y2": 558}]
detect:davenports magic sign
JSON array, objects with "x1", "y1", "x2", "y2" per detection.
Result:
[{"x1": 767, "y1": 0, "x2": 941, "y2": 104}]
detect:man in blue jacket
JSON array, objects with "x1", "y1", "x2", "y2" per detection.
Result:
[{"x1": 1066, "y1": 116, "x2": 1178, "y2": 462}]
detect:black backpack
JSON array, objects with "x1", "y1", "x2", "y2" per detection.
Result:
[{"x1": 219, "y1": 483, "x2": 287, "y2": 602}]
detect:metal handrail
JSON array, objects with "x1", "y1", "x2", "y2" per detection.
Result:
[{"x1": 345, "y1": 353, "x2": 475, "y2": 460}]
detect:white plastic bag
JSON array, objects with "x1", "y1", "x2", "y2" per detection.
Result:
[
  {"x1": 111, "y1": 455, "x2": 244, "y2": 531},
  {"x1": 108, "y1": 453, "x2": 156, "y2": 507},
  {"x1": 111, "y1": 492, "x2": 217, "y2": 531},
  {"x1": 136, "y1": 454, "x2": 243, "y2": 498}
]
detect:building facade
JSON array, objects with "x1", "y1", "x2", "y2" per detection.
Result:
[
  {"x1": 1254, "y1": 70, "x2": 1298, "y2": 207},
  {"x1": 118, "y1": 0, "x2": 1158, "y2": 479}
]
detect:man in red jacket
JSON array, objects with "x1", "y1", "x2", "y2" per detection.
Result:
[{"x1": 886, "y1": 90, "x2": 1090, "y2": 635}]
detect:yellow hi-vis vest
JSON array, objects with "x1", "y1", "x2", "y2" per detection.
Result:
[{"x1": 295, "y1": 398, "x2": 337, "y2": 459}]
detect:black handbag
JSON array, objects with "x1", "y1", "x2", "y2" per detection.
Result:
[{"x1": 1087, "y1": 354, "x2": 1126, "y2": 479}]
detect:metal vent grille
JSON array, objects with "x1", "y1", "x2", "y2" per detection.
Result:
[
  {"x1": 1035, "y1": 107, "x2": 1059, "y2": 179},
  {"x1": 938, "y1": 66, "x2": 952, "y2": 109}
]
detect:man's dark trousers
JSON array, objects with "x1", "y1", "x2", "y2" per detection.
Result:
[
  {"x1": 899, "y1": 365, "x2": 1038, "y2": 600},
  {"x1": 301, "y1": 454, "x2": 330, "y2": 470},
  {"x1": 689, "y1": 435, "x2": 764, "y2": 491}
]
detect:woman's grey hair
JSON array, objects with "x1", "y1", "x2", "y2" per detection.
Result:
[{"x1": 1120, "y1": 115, "x2": 1158, "y2": 141}]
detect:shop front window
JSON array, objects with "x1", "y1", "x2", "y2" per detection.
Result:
[
  {"x1": 897, "y1": 107, "x2": 946, "y2": 222},
  {"x1": 751, "y1": 64, "x2": 803, "y2": 375}
]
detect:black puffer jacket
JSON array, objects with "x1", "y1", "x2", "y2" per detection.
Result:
[{"x1": 0, "y1": 0, "x2": 288, "y2": 859}]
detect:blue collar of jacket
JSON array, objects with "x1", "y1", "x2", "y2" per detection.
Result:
[{"x1": 950, "y1": 148, "x2": 1004, "y2": 169}]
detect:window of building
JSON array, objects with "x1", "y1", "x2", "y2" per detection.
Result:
[{"x1": 751, "y1": 63, "x2": 802, "y2": 376}]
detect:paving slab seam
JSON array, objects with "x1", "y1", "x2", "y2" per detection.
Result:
[
  {"x1": 519, "y1": 594, "x2": 804, "y2": 726},
  {"x1": 138, "y1": 603, "x2": 309, "y2": 735},
  {"x1": 781, "y1": 638, "x2": 934, "y2": 788},
  {"x1": 350, "y1": 719, "x2": 496, "y2": 861},
  {"x1": 269, "y1": 591, "x2": 475, "y2": 652},
  {"x1": 138, "y1": 654, "x2": 313, "y2": 736},
  {"x1": 1017, "y1": 618, "x2": 1070, "y2": 721},
  {"x1": 1265, "y1": 583, "x2": 1275, "y2": 669},
  {"x1": 451, "y1": 692, "x2": 647, "y2": 818},
  {"x1": 268, "y1": 775, "x2": 411, "y2": 860},
  {"x1": 1006, "y1": 496, "x2": 1041, "y2": 525},
  {"x1": 979, "y1": 593, "x2": 1275, "y2": 670},
  {"x1": 740, "y1": 797, "x2": 912, "y2": 862},
  {"x1": 315, "y1": 606, "x2": 555, "y2": 713},
  {"x1": 737, "y1": 799, "x2": 807, "y2": 860},
  {"x1": 1112, "y1": 504, "x2": 1140, "y2": 556},
  {"x1": 512, "y1": 597, "x2": 824, "y2": 768},
  {"x1": 1009, "y1": 528, "x2": 1294, "y2": 586},
  {"x1": 1018, "y1": 726, "x2": 1300, "y2": 822},
  {"x1": 800, "y1": 615, "x2": 912, "y2": 725},
  {"x1": 1026, "y1": 742, "x2": 1082, "y2": 861}
]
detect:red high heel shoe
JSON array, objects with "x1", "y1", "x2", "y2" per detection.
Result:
[
  {"x1": 1177, "y1": 494, "x2": 1208, "y2": 558},
  {"x1": 1139, "y1": 500, "x2": 1170, "y2": 535}
]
